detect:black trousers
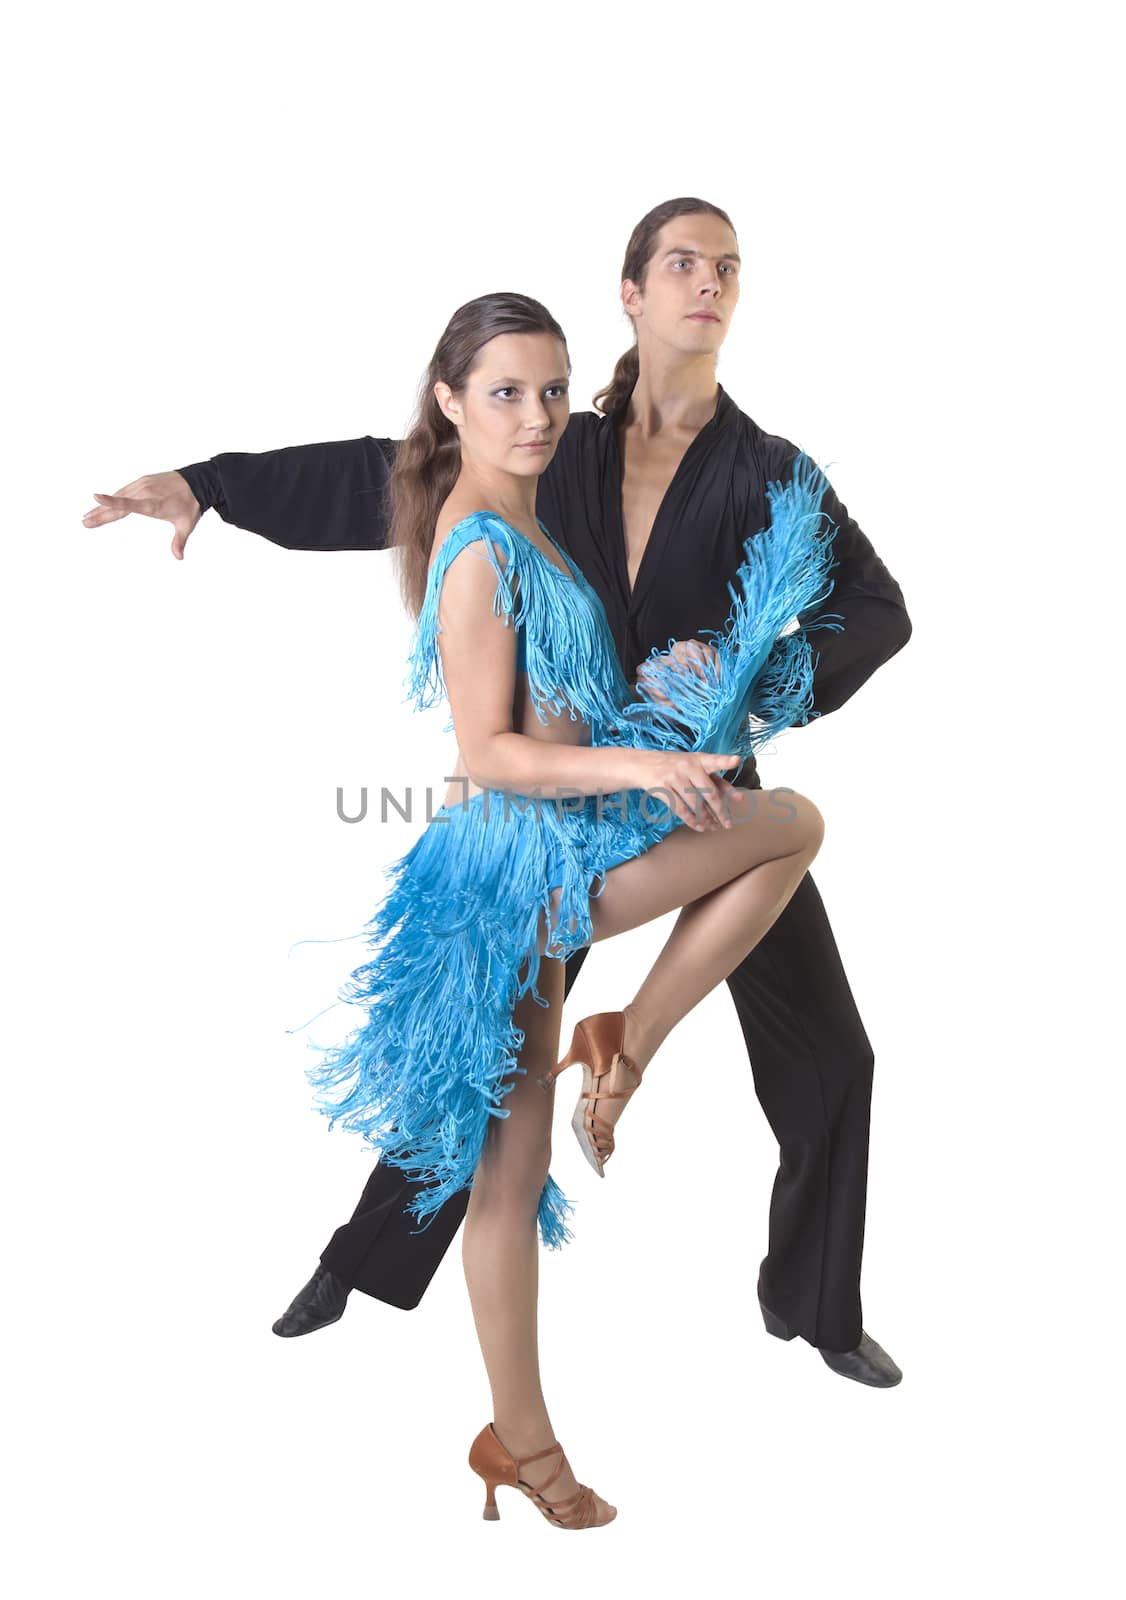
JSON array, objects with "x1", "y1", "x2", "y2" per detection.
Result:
[{"x1": 319, "y1": 862, "x2": 876, "y2": 1354}]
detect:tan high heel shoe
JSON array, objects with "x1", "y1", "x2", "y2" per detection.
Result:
[
  {"x1": 468, "y1": 1422, "x2": 617, "y2": 1528},
  {"x1": 540, "y1": 1011, "x2": 644, "y2": 1177}
]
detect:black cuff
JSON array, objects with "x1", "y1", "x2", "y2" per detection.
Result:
[{"x1": 176, "y1": 459, "x2": 224, "y2": 517}]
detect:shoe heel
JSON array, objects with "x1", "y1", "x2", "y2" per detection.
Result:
[
  {"x1": 539, "y1": 1024, "x2": 583, "y2": 1091},
  {"x1": 469, "y1": 1423, "x2": 518, "y2": 1523},
  {"x1": 760, "y1": 1301, "x2": 796, "y2": 1341}
]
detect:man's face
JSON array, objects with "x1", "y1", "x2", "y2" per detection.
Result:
[
  {"x1": 623, "y1": 213, "x2": 741, "y2": 357},
  {"x1": 437, "y1": 331, "x2": 571, "y2": 479}
]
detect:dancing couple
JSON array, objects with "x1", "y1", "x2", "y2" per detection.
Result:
[{"x1": 85, "y1": 197, "x2": 912, "y2": 1528}]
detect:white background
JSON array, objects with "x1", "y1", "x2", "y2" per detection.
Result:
[{"x1": 5, "y1": 1, "x2": 1123, "y2": 1594}]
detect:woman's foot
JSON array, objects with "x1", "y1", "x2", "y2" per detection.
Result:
[
  {"x1": 492, "y1": 1422, "x2": 616, "y2": 1527},
  {"x1": 543, "y1": 1004, "x2": 658, "y2": 1175},
  {"x1": 587, "y1": 1002, "x2": 654, "y2": 1150}
]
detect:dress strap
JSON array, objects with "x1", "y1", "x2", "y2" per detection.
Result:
[{"x1": 404, "y1": 513, "x2": 525, "y2": 714}]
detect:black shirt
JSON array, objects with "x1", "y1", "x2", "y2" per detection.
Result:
[{"x1": 178, "y1": 386, "x2": 912, "y2": 785}]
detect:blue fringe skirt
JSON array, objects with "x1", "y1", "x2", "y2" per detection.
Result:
[{"x1": 305, "y1": 783, "x2": 685, "y2": 1249}]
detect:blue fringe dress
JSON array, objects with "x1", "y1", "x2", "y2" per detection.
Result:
[{"x1": 306, "y1": 452, "x2": 842, "y2": 1249}]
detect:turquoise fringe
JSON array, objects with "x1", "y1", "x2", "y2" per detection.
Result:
[{"x1": 306, "y1": 454, "x2": 841, "y2": 1248}]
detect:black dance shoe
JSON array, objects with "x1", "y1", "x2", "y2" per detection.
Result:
[
  {"x1": 759, "y1": 1295, "x2": 903, "y2": 1387},
  {"x1": 271, "y1": 1264, "x2": 351, "y2": 1338}
]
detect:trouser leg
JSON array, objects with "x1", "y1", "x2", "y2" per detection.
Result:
[
  {"x1": 724, "y1": 870, "x2": 876, "y2": 1353},
  {"x1": 318, "y1": 944, "x2": 594, "y2": 1308},
  {"x1": 319, "y1": 1164, "x2": 468, "y2": 1311}
]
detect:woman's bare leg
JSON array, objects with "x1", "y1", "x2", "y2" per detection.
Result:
[
  {"x1": 461, "y1": 939, "x2": 614, "y2": 1519},
  {"x1": 460, "y1": 786, "x2": 820, "y2": 1508},
  {"x1": 579, "y1": 786, "x2": 825, "y2": 1138}
]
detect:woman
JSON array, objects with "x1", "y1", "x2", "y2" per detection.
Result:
[{"x1": 305, "y1": 290, "x2": 832, "y2": 1528}]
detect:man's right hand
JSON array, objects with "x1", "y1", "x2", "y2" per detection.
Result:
[
  {"x1": 81, "y1": 471, "x2": 202, "y2": 560},
  {"x1": 635, "y1": 638, "x2": 718, "y2": 710}
]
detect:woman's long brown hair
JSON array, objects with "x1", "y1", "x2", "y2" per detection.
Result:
[
  {"x1": 592, "y1": 197, "x2": 736, "y2": 417},
  {"x1": 391, "y1": 292, "x2": 569, "y2": 620}
]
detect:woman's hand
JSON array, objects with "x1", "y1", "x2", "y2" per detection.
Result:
[
  {"x1": 81, "y1": 471, "x2": 202, "y2": 560},
  {"x1": 623, "y1": 747, "x2": 741, "y2": 832},
  {"x1": 635, "y1": 638, "x2": 718, "y2": 711}
]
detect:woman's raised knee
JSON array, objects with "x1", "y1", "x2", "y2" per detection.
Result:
[
  {"x1": 795, "y1": 793, "x2": 826, "y2": 854},
  {"x1": 743, "y1": 786, "x2": 824, "y2": 856}
]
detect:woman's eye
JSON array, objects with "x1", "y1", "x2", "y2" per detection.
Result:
[
  {"x1": 546, "y1": 385, "x2": 569, "y2": 400},
  {"x1": 494, "y1": 388, "x2": 518, "y2": 400}
]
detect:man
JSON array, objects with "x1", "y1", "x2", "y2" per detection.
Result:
[{"x1": 84, "y1": 197, "x2": 912, "y2": 1386}]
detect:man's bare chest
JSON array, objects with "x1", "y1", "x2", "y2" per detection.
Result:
[{"x1": 618, "y1": 429, "x2": 698, "y2": 595}]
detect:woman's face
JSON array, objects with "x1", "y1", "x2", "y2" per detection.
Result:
[
  {"x1": 623, "y1": 212, "x2": 741, "y2": 359},
  {"x1": 436, "y1": 331, "x2": 571, "y2": 479}
]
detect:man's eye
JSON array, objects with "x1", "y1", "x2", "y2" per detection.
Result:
[
  {"x1": 719, "y1": 262, "x2": 737, "y2": 275},
  {"x1": 673, "y1": 258, "x2": 692, "y2": 269}
]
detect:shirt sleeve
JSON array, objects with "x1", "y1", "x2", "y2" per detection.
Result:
[
  {"x1": 773, "y1": 442, "x2": 913, "y2": 718},
  {"x1": 176, "y1": 436, "x2": 399, "y2": 551}
]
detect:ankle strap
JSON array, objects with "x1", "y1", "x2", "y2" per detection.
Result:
[{"x1": 515, "y1": 1441, "x2": 562, "y2": 1468}]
